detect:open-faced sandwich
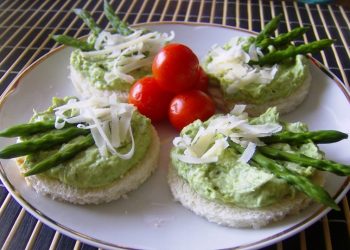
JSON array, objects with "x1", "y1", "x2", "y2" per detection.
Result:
[
  {"x1": 0, "y1": 95, "x2": 159, "y2": 204},
  {"x1": 203, "y1": 15, "x2": 333, "y2": 116},
  {"x1": 53, "y1": 0, "x2": 174, "y2": 101},
  {"x1": 168, "y1": 105, "x2": 349, "y2": 228}
]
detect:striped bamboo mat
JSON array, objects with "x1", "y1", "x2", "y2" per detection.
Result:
[{"x1": 0, "y1": 1, "x2": 349, "y2": 249}]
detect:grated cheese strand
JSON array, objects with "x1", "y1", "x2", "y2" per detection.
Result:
[
  {"x1": 76, "y1": 28, "x2": 174, "y2": 85},
  {"x1": 173, "y1": 105, "x2": 282, "y2": 164},
  {"x1": 53, "y1": 95, "x2": 136, "y2": 159},
  {"x1": 238, "y1": 142, "x2": 256, "y2": 163},
  {"x1": 205, "y1": 37, "x2": 279, "y2": 94}
]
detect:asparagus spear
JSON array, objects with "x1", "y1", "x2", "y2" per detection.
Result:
[
  {"x1": 0, "y1": 120, "x2": 58, "y2": 137},
  {"x1": 261, "y1": 130, "x2": 348, "y2": 145},
  {"x1": 52, "y1": 34, "x2": 94, "y2": 51},
  {"x1": 249, "y1": 39, "x2": 334, "y2": 66},
  {"x1": 228, "y1": 139, "x2": 339, "y2": 210},
  {"x1": 256, "y1": 27, "x2": 309, "y2": 50},
  {"x1": 24, "y1": 134, "x2": 94, "y2": 176},
  {"x1": 259, "y1": 146, "x2": 350, "y2": 176},
  {"x1": 103, "y1": 0, "x2": 132, "y2": 35},
  {"x1": 73, "y1": 9, "x2": 102, "y2": 36},
  {"x1": 0, "y1": 127, "x2": 90, "y2": 159},
  {"x1": 255, "y1": 13, "x2": 283, "y2": 43}
]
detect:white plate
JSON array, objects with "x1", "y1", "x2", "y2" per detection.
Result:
[{"x1": 0, "y1": 23, "x2": 349, "y2": 250}]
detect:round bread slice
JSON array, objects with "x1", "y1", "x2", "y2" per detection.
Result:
[
  {"x1": 16, "y1": 126, "x2": 160, "y2": 205},
  {"x1": 168, "y1": 163, "x2": 324, "y2": 229},
  {"x1": 70, "y1": 66, "x2": 129, "y2": 102},
  {"x1": 208, "y1": 72, "x2": 311, "y2": 116}
]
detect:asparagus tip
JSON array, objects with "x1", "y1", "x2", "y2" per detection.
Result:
[
  {"x1": 73, "y1": 8, "x2": 82, "y2": 15},
  {"x1": 248, "y1": 60, "x2": 259, "y2": 66},
  {"x1": 340, "y1": 132, "x2": 349, "y2": 139},
  {"x1": 0, "y1": 151, "x2": 10, "y2": 159},
  {"x1": 23, "y1": 169, "x2": 37, "y2": 177},
  {"x1": 23, "y1": 171, "x2": 31, "y2": 177},
  {"x1": 49, "y1": 33, "x2": 56, "y2": 40},
  {"x1": 329, "y1": 202, "x2": 340, "y2": 211}
]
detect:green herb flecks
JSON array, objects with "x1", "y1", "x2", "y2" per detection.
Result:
[
  {"x1": 24, "y1": 134, "x2": 94, "y2": 176},
  {"x1": 228, "y1": 139, "x2": 340, "y2": 210}
]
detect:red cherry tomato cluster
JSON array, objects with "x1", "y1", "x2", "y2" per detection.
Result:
[{"x1": 129, "y1": 43, "x2": 215, "y2": 130}]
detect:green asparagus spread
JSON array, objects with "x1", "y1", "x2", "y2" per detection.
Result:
[
  {"x1": 203, "y1": 37, "x2": 310, "y2": 104},
  {"x1": 22, "y1": 97, "x2": 153, "y2": 188},
  {"x1": 70, "y1": 50, "x2": 150, "y2": 91},
  {"x1": 171, "y1": 108, "x2": 323, "y2": 208}
]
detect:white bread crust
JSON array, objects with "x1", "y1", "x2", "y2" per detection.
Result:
[
  {"x1": 18, "y1": 127, "x2": 160, "y2": 205},
  {"x1": 209, "y1": 71, "x2": 311, "y2": 116},
  {"x1": 70, "y1": 66, "x2": 129, "y2": 102},
  {"x1": 168, "y1": 163, "x2": 324, "y2": 229}
]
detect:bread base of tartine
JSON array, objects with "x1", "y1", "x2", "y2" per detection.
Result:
[
  {"x1": 208, "y1": 73, "x2": 311, "y2": 116},
  {"x1": 70, "y1": 66, "x2": 129, "y2": 102},
  {"x1": 16, "y1": 127, "x2": 160, "y2": 205},
  {"x1": 168, "y1": 163, "x2": 324, "y2": 229}
]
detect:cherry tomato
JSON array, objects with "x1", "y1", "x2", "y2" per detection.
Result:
[
  {"x1": 193, "y1": 67, "x2": 209, "y2": 92},
  {"x1": 152, "y1": 43, "x2": 199, "y2": 94},
  {"x1": 169, "y1": 90, "x2": 216, "y2": 131},
  {"x1": 129, "y1": 76, "x2": 173, "y2": 122}
]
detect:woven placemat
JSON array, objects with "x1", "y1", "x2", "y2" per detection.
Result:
[{"x1": 0, "y1": 1, "x2": 349, "y2": 249}]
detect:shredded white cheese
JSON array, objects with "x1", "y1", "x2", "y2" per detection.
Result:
[
  {"x1": 173, "y1": 105, "x2": 282, "y2": 164},
  {"x1": 54, "y1": 94, "x2": 136, "y2": 158},
  {"x1": 238, "y1": 142, "x2": 256, "y2": 163},
  {"x1": 205, "y1": 37, "x2": 279, "y2": 93},
  {"x1": 80, "y1": 29, "x2": 175, "y2": 84}
]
